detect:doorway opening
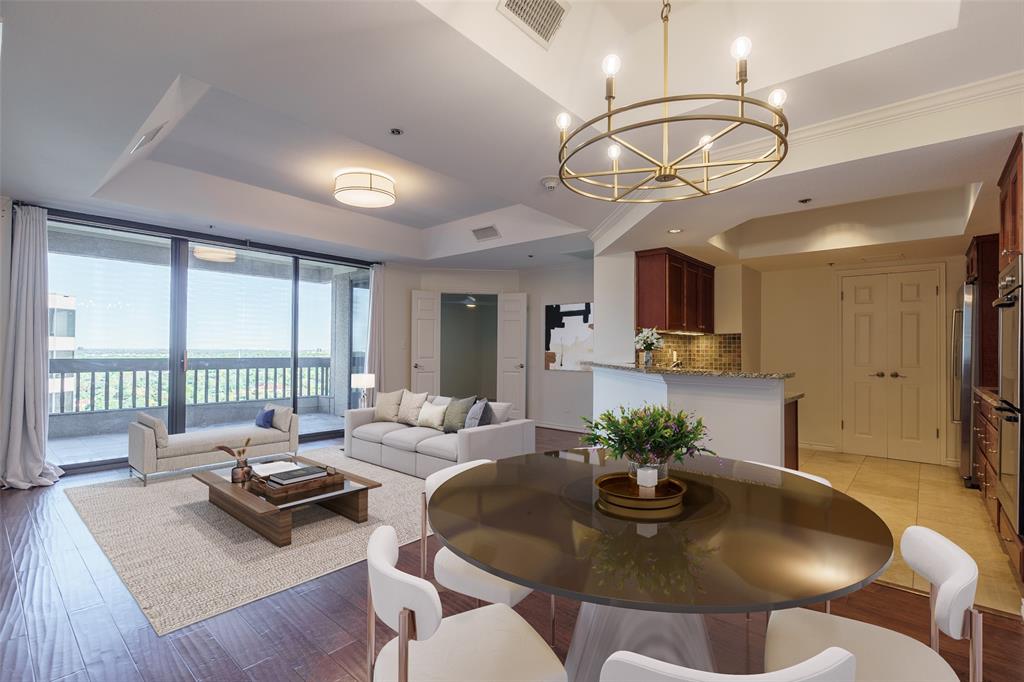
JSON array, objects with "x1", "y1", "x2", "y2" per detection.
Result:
[{"x1": 440, "y1": 293, "x2": 498, "y2": 400}]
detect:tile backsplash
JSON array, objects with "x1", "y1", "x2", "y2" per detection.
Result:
[{"x1": 640, "y1": 333, "x2": 743, "y2": 372}]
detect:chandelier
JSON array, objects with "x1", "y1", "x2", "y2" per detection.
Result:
[{"x1": 556, "y1": 0, "x2": 789, "y2": 203}]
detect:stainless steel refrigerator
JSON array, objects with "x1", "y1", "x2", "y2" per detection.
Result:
[{"x1": 953, "y1": 282, "x2": 977, "y2": 485}]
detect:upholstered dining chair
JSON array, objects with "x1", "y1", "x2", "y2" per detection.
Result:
[
  {"x1": 765, "y1": 525, "x2": 980, "y2": 682},
  {"x1": 421, "y1": 459, "x2": 557, "y2": 642},
  {"x1": 366, "y1": 525, "x2": 566, "y2": 682},
  {"x1": 600, "y1": 647, "x2": 855, "y2": 682}
]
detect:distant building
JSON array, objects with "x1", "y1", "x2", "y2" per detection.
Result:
[{"x1": 48, "y1": 293, "x2": 76, "y2": 412}]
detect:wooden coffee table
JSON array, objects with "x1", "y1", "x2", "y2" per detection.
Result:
[{"x1": 193, "y1": 454, "x2": 382, "y2": 547}]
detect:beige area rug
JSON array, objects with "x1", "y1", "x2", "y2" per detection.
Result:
[{"x1": 64, "y1": 446, "x2": 424, "y2": 635}]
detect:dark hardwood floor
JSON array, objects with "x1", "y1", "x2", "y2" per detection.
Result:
[{"x1": 1, "y1": 428, "x2": 1021, "y2": 681}]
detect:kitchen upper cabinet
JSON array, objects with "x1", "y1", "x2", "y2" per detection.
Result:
[
  {"x1": 967, "y1": 234, "x2": 999, "y2": 388},
  {"x1": 635, "y1": 248, "x2": 715, "y2": 333},
  {"x1": 998, "y1": 133, "x2": 1022, "y2": 272}
]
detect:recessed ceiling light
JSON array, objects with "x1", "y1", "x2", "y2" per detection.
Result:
[
  {"x1": 389, "y1": 128, "x2": 404, "y2": 136},
  {"x1": 667, "y1": 228, "x2": 682, "y2": 234},
  {"x1": 193, "y1": 245, "x2": 237, "y2": 263},
  {"x1": 798, "y1": 197, "x2": 812, "y2": 204},
  {"x1": 528, "y1": 254, "x2": 534, "y2": 258},
  {"x1": 334, "y1": 168, "x2": 396, "y2": 208}
]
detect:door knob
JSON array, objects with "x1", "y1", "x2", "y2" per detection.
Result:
[
  {"x1": 890, "y1": 371, "x2": 904, "y2": 378},
  {"x1": 869, "y1": 371, "x2": 885, "y2": 378},
  {"x1": 517, "y1": 363, "x2": 525, "y2": 369},
  {"x1": 413, "y1": 363, "x2": 421, "y2": 369}
]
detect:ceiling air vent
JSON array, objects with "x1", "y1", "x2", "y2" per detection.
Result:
[
  {"x1": 497, "y1": 0, "x2": 569, "y2": 49},
  {"x1": 129, "y1": 122, "x2": 166, "y2": 155},
  {"x1": 472, "y1": 225, "x2": 501, "y2": 242}
]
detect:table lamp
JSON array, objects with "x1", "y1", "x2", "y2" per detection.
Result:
[{"x1": 352, "y1": 373, "x2": 376, "y2": 408}]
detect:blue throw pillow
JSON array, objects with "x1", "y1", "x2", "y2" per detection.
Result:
[{"x1": 255, "y1": 407, "x2": 275, "y2": 428}]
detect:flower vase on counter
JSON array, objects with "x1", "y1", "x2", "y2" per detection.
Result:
[{"x1": 634, "y1": 328, "x2": 663, "y2": 369}]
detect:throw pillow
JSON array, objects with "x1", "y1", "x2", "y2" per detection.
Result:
[
  {"x1": 373, "y1": 389, "x2": 405, "y2": 422},
  {"x1": 255, "y1": 407, "x2": 275, "y2": 429},
  {"x1": 490, "y1": 402, "x2": 513, "y2": 424},
  {"x1": 464, "y1": 399, "x2": 493, "y2": 428},
  {"x1": 417, "y1": 401, "x2": 447, "y2": 430},
  {"x1": 397, "y1": 391, "x2": 428, "y2": 425},
  {"x1": 443, "y1": 396, "x2": 477, "y2": 434},
  {"x1": 266, "y1": 403, "x2": 293, "y2": 432},
  {"x1": 431, "y1": 395, "x2": 453, "y2": 407},
  {"x1": 136, "y1": 412, "x2": 169, "y2": 447}
]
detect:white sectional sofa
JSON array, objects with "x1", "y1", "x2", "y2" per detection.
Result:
[
  {"x1": 128, "y1": 412, "x2": 298, "y2": 484},
  {"x1": 344, "y1": 406, "x2": 535, "y2": 478}
]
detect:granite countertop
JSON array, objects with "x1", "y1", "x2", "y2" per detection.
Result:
[
  {"x1": 785, "y1": 392, "x2": 805, "y2": 403},
  {"x1": 588, "y1": 362, "x2": 795, "y2": 380}
]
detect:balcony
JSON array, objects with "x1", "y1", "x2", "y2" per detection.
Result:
[{"x1": 47, "y1": 356, "x2": 349, "y2": 467}]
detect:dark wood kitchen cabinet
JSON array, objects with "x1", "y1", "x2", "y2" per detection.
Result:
[
  {"x1": 998, "y1": 133, "x2": 1022, "y2": 272},
  {"x1": 966, "y1": 234, "x2": 999, "y2": 388},
  {"x1": 635, "y1": 247, "x2": 715, "y2": 333}
]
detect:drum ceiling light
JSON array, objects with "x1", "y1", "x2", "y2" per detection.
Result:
[
  {"x1": 192, "y1": 245, "x2": 237, "y2": 263},
  {"x1": 333, "y1": 168, "x2": 396, "y2": 208},
  {"x1": 556, "y1": 0, "x2": 789, "y2": 203}
]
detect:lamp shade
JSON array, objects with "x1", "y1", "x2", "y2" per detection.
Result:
[
  {"x1": 352, "y1": 373, "x2": 376, "y2": 389},
  {"x1": 334, "y1": 169, "x2": 396, "y2": 208}
]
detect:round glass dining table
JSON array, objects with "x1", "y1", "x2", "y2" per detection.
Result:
[{"x1": 427, "y1": 450, "x2": 893, "y2": 680}]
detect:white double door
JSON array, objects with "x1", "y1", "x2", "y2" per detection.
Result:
[
  {"x1": 410, "y1": 290, "x2": 527, "y2": 420},
  {"x1": 841, "y1": 270, "x2": 941, "y2": 463}
]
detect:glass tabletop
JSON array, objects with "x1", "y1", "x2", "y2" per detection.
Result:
[{"x1": 427, "y1": 450, "x2": 894, "y2": 613}]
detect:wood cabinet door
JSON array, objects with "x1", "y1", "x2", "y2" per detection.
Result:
[
  {"x1": 999, "y1": 140, "x2": 1022, "y2": 271},
  {"x1": 966, "y1": 240, "x2": 978, "y2": 282},
  {"x1": 697, "y1": 267, "x2": 714, "y2": 333},
  {"x1": 635, "y1": 252, "x2": 668, "y2": 329},
  {"x1": 667, "y1": 258, "x2": 685, "y2": 330},
  {"x1": 682, "y1": 262, "x2": 700, "y2": 332}
]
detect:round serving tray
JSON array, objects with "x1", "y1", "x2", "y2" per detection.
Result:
[{"x1": 594, "y1": 472, "x2": 687, "y2": 521}]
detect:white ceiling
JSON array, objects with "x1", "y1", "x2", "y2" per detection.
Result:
[{"x1": 1, "y1": 0, "x2": 1022, "y2": 269}]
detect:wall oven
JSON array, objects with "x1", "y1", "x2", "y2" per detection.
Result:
[{"x1": 995, "y1": 256, "x2": 1022, "y2": 533}]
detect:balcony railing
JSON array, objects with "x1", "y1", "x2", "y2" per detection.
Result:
[{"x1": 47, "y1": 356, "x2": 332, "y2": 415}]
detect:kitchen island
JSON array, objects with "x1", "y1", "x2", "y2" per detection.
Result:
[{"x1": 590, "y1": 362, "x2": 796, "y2": 466}]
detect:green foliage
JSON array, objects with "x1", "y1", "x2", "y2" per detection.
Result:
[{"x1": 582, "y1": 404, "x2": 714, "y2": 465}]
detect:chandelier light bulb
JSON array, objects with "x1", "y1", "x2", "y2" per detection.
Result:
[
  {"x1": 607, "y1": 143, "x2": 622, "y2": 160},
  {"x1": 730, "y1": 36, "x2": 752, "y2": 60},
  {"x1": 602, "y1": 54, "x2": 622, "y2": 77},
  {"x1": 768, "y1": 88, "x2": 788, "y2": 108},
  {"x1": 699, "y1": 135, "x2": 714, "y2": 151},
  {"x1": 556, "y1": 112, "x2": 572, "y2": 131}
]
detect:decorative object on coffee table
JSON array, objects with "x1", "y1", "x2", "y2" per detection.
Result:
[
  {"x1": 193, "y1": 454, "x2": 382, "y2": 546},
  {"x1": 217, "y1": 438, "x2": 253, "y2": 483},
  {"x1": 634, "y1": 327, "x2": 663, "y2": 368}
]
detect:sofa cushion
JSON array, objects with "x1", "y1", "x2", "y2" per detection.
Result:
[
  {"x1": 490, "y1": 402, "x2": 513, "y2": 423},
  {"x1": 136, "y1": 412, "x2": 169, "y2": 447},
  {"x1": 265, "y1": 403, "x2": 293, "y2": 432},
  {"x1": 416, "y1": 433, "x2": 459, "y2": 461},
  {"x1": 397, "y1": 391, "x2": 428, "y2": 426},
  {"x1": 464, "y1": 399, "x2": 492, "y2": 429},
  {"x1": 352, "y1": 421, "x2": 407, "y2": 444},
  {"x1": 373, "y1": 389, "x2": 404, "y2": 422},
  {"x1": 382, "y1": 426, "x2": 446, "y2": 451},
  {"x1": 417, "y1": 401, "x2": 447, "y2": 430},
  {"x1": 444, "y1": 396, "x2": 477, "y2": 433},
  {"x1": 159, "y1": 425, "x2": 287, "y2": 459}
]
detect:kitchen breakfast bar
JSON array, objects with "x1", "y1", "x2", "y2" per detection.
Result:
[{"x1": 590, "y1": 362, "x2": 801, "y2": 467}]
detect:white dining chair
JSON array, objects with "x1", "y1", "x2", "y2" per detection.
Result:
[
  {"x1": 422, "y1": 459, "x2": 557, "y2": 642},
  {"x1": 600, "y1": 647, "x2": 855, "y2": 682},
  {"x1": 765, "y1": 525, "x2": 980, "y2": 682},
  {"x1": 366, "y1": 525, "x2": 566, "y2": 682}
]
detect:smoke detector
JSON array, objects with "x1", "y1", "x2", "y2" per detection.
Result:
[{"x1": 541, "y1": 176, "x2": 559, "y2": 191}]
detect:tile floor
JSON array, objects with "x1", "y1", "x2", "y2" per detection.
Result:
[{"x1": 800, "y1": 450, "x2": 1024, "y2": 616}]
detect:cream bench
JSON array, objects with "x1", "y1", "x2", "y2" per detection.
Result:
[{"x1": 128, "y1": 413, "x2": 298, "y2": 485}]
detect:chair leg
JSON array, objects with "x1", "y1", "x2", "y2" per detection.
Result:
[
  {"x1": 367, "y1": 585, "x2": 375, "y2": 682},
  {"x1": 420, "y1": 492, "x2": 427, "y2": 579},
  {"x1": 825, "y1": 600, "x2": 831, "y2": 614},
  {"x1": 398, "y1": 607, "x2": 417, "y2": 682},
  {"x1": 929, "y1": 583, "x2": 940, "y2": 651},
  {"x1": 969, "y1": 608, "x2": 983, "y2": 682},
  {"x1": 549, "y1": 594, "x2": 556, "y2": 645}
]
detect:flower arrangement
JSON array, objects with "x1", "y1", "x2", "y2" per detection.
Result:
[
  {"x1": 634, "y1": 328, "x2": 664, "y2": 352},
  {"x1": 217, "y1": 438, "x2": 253, "y2": 483},
  {"x1": 582, "y1": 404, "x2": 714, "y2": 468}
]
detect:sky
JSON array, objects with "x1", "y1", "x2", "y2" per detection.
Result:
[{"x1": 48, "y1": 252, "x2": 369, "y2": 354}]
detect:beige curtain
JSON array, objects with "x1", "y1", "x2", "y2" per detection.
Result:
[{"x1": 365, "y1": 264, "x2": 384, "y2": 404}]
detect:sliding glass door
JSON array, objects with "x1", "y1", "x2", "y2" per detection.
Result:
[
  {"x1": 185, "y1": 244, "x2": 294, "y2": 432},
  {"x1": 46, "y1": 223, "x2": 172, "y2": 467},
  {"x1": 44, "y1": 218, "x2": 371, "y2": 467}
]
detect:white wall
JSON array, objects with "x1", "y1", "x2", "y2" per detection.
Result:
[
  {"x1": 593, "y1": 252, "x2": 635, "y2": 363},
  {"x1": 741, "y1": 267, "x2": 762, "y2": 372},
  {"x1": 522, "y1": 261, "x2": 594, "y2": 431},
  {"x1": 761, "y1": 256, "x2": 964, "y2": 463}
]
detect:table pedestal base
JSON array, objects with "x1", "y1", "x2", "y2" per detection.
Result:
[{"x1": 565, "y1": 603, "x2": 714, "y2": 682}]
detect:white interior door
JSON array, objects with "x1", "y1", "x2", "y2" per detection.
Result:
[
  {"x1": 885, "y1": 270, "x2": 940, "y2": 463},
  {"x1": 411, "y1": 290, "x2": 440, "y2": 396},
  {"x1": 841, "y1": 270, "x2": 941, "y2": 463},
  {"x1": 496, "y1": 293, "x2": 527, "y2": 420},
  {"x1": 841, "y1": 274, "x2": 889, "y2": 456}
]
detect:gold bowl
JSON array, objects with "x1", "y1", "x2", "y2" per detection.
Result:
[{"x1": 595, "y1": 472, "x2": 687, "y2": 521}]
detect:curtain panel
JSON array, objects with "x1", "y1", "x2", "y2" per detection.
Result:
[
  {"x1": 0, "y1": 205, "x2": 62, "y2": 489},
  {"x1": 365, "y1": 264, "x2": 384, "y2": 404}
]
